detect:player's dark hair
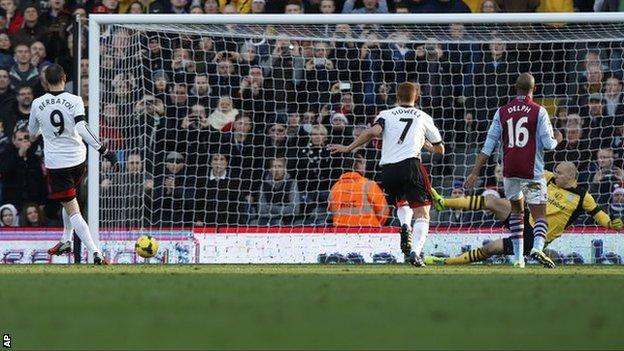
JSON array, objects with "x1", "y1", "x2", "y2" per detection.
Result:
[
  {"x1": 44, "y1": 63, "x2": 66, "y2": 85},
  {"x1": 396, "y1": 82, "x2": 419, "y2": 104},
  {"x1": 516, "y1": 73, "x2": 535, "y2": 95}
]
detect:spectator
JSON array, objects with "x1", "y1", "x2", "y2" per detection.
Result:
[
  {"x1": 0, "y1": 85, "x2": 33, "y2": 136},
  {"x1": 609, "y1": 186, "x2": 624, "y2": 219},
  {"x1": 11, "y1": 4, "x2": 45, "y2": 47},
  {"x1": 328, "y1": 112, "x2": 353, "y2": 145},
  {"x1": 479, "y1": 0, "x2": 501, "y2": 12},
  {"x1": 166, "y1": 82, "x2": 189, "y2": 124},
  {"x1": 257, "y1": 157, "x2": 300, "y2": 225},
  {"x1": 149, "y1": 151, "x2": 193, "y2": 225},
  {"x1": 208, "y1": 96, "x2": 238, "y2": 131},
  {"x1": 320, "y1": 0, "x2": 336, "y2": 13},
  {"x1": 238, "y1": 65, "x2": 277, "y2": 129},
  {"x1": 581, "y1": 148, "x2": 624, "y2": 206},
  {"x1": 9, "y1": 43, "x2": 39, "y2": 89},
  {"x1": 0, "y1": 32, "x2": 13, "y2": 69},
  {"x1": 603, "y1": 76, "x2": 624, "y2": 117},
  {"x1": 39, "y1": 0, "x2": 72, "y2": 60},
  {"x1": 127, "y1": 94, "x2": 169, "y2": 173},
  {"x1": 1, "y1": 0, "x2": 20, "y2": 34},
  {"x1": 0, "y1": 128, "x2": 47, "y2": 211},
  {"x1": 211, "y1": 55, "x2": 239, "y2": 97},
  {"x1": 293, "y1": 124, "x2": 340, "y2": 224},
  {"x1": 285, "y1": 0, "x2": 303, "y2": 13},
  {"x1": 395, "y1": 2, "x2": 409, "y2": 12},
  {"x1": 466, "y1": 36, "x2": 518, "y2": 143},
  {"x1": 195, "y1": 153, "x2": 248, "y2": 226},
  {"x1": 342, "y1": 0, "x2": 389, "y2": 13},
  {"x1": 171, "y1": 47, "x2": 196, "y2": 79},
  {"x1": 203, "y1": 0, "x2": 219, "y2": 13},
  {"x1": 0, "y1": 67, "x2": 14, "y2": 104},
  {"x1": 285, "y1": 111, "x2": 309, "y2": 141},
  {"x1": 101, "y1": 151, "x2": 150, "y2": 227},
  {"x1": 263, "y1": 122, "x2": 297, "y2": 162},
  {"x1": 495, "y1": 0, "x2": 539, "y2": 12},
  {"x1": 30, "y1": 41, "x2": 52, "y2": 72},
  {"x1": 537, "y1": 0, "x2": 573, "y2": 12},
  {"x1": 585, "y1": 93, "x2": 619, "y2": 150},
  {"x1": 178, "y1": 103, "x2": 211, "y2": 167},
  {"x1": 329, "y1": 155, "x2": 389, "y2": 226},
  {"x1": 251, "y1": 0, "x2": 266, "y2": 13},
  {"x1": 125, "y1": 1, "x2": 145, "y2": 13},
  {"x1": 20, "y1": 202, "x2": 47, "y2": 227},
  {"x1": 546, "y1": 117, "x2": 592, "y2": 172},
  {"x1": 0, "y1": 203, "x2": 18, "y2": 226}
]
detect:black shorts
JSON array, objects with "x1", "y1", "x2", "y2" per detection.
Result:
[
  {"x1": 47, "y1": 162, "x2": 86, "y2": 203},
  {"x1": 502, "y1": 214, "x2": 534, "y2": 256},
  {"x1": 381, "y1": 158, "x2": 431, "y2": 207}
]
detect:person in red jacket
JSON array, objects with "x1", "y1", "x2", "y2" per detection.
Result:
[{"x1": 329, "y1": 154, "x2": 389, "y2": 227}]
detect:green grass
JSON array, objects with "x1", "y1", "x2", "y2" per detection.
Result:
[{"x1": 1, "y1": 265, "x2": 623, "y2": 350}]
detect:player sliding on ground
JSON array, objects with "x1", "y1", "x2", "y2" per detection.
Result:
[
  {"x1": 28, "y1": 64, "x2": 118, "y2": 265},
  {"x1": 428, "y1": 161, "x2": 623, "y2": 267},
  {"x1": 464, "y1": 73, "x2": 558, "y2": 268},
  {"x1": 328, "y1": 82, "x2": 444, "y2": 267}
]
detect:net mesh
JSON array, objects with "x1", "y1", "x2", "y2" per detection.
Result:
[{"x1": 96, "y1": 21, "x2": 624, "y2": 231}]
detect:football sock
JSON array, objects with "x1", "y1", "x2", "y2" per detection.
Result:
[
  {"x1": 444, "y1": 196, "x2": 485, "y2": 211},
  {"x1": 412, "y1": 218, "x2": 429, "y2": 255},
  {"x1": 69, "y1": 212, "x2": 100, "y2": 255},
  {"x1": 532, "y1": 218, "x2": 548, "y2": 251},
  {"x1": 445, "y1": 248, "x2": 489, "y2": 265},
  {"x1": 509, "y1": 213, "x2": 525, "y2": 263},
  {"x1": 60, "y1": 208, "x2": 74, "y2": 243},
  {"x1": 397, "y1": 206, "x2": 414, "y2": 229}
]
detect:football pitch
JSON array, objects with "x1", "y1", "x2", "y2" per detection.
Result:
[{"x1": 1, "y1": 265, "x2": 623, "y2": 350}]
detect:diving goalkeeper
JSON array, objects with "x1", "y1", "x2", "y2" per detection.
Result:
[{"x1": 426, "y1": 161, "x2": 623, "y2": 267}]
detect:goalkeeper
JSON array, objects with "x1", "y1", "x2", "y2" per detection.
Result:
[{"x1": 426, "y1": 161, "x2": 623, "y2": 267}]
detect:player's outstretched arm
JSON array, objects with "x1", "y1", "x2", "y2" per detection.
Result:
[
  {"x1": 327, "y1": 124, "x2": 382, "y2": 154},
  {"x1": 583, "y1": 192, "x2": 623, "y2": 230},
  {"x1": 74, "y1": 119, "x2": 118, "y2": 166}
]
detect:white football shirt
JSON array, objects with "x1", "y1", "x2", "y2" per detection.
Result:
[
  {"x1": 374, "y1": 106, "x2": 442, "y2": 166},
  {"x1": 28, "y1": 91, "x2": 87, "y2": 169}
]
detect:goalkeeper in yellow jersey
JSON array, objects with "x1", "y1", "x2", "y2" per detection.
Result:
[{"x1": 426, "y1": 161, "x2": 623, "y2": 268}]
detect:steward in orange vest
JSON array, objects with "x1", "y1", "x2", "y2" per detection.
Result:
[{"x1": 329, "y1": 157, "x2": 389, "y2": 226}]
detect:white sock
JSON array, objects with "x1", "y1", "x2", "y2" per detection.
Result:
[
  {"x1": 69, "y1": 212, "x2": 100, "y2": 255},
  {"x1": 533, "y1": 236, "x2": 546, "y2": 252},
  {"x1": 412, "y1": 218, "x2": 430, "y2": 255},
  {"x1": 60, "y1": 208, "x2": 74, "y2": 243},
  {"x1": 396, "y1": 206, "x2": 413, "y2": 229},
  {"x1": 512, "y1": 238, "x2": 524, "y2": 263}
]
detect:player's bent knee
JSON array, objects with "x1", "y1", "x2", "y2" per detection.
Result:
[{"x1": 483, "y1": 239, "x2": 505, "y2": 256}]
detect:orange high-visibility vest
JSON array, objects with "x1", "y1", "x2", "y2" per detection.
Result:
[{"x1": 329, "y1": 172, "x2": 390, "y2": 227}]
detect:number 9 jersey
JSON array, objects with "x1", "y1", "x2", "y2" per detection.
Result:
[
  {"x1": 373, "y1": 106, "x2": 443, "y2": 166},
  {"x1": 27, "y1": 91, "x2": 88, "y2": 169}
]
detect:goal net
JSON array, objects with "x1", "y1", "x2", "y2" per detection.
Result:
[{"x1": 89, "y1": 14, "x2": 624, "y2": 263}]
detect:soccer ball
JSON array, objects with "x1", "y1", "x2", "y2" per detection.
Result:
[{"x1": 135, "y1": 235, "x2": 158, "y2": 258}]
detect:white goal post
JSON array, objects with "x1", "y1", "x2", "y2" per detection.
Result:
[{"x1": 87, "y1": 13, "x2": 624, "y2": 263}]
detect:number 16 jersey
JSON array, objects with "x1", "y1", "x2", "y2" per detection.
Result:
[
  {"x1": 373, "y1": 106, "x2": 442, "y2": 166},
  {"x1": 28, "y1": 91, "x2": 87, "y2": 169},
  {"x1": 481, "y1": 96, "x2": 558, "y2": 180}
]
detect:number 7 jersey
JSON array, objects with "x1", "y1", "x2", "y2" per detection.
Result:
[
  {"x1": 373, "y1": 106, "x2": 443, "y2": 166},
  {"x1": 28, "y1": 91, "x2": 87, "y2": 169}
]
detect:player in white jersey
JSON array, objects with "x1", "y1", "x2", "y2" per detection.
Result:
[
  {"x1": 328, "y1": 82, "x2": 445, "y2": 266},
  {"x1": 27, "y1": 64, "x2": 117, "y2": 265}
]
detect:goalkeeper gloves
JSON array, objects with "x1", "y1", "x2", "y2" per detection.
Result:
[
  {"x1": 98, "y1": 146, "x2": 118, "y2": 166},
  {"x1": 609, "y1": 218, "x2": 623, "y2": 230}
]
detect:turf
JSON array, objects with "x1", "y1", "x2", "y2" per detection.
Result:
[{"x1": 1, "y1": 265, "x2": 623, "y2": 350}]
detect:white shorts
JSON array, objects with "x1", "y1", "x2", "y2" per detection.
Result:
[{"x1": 503, "y1": 177, "x2": 547, "y2": 205}]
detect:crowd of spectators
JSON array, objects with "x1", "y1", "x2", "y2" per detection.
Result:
[{"x1": 0, "y1": 0, "x2": 623, "y2": 228}]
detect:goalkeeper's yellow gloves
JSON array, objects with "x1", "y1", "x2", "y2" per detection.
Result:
[{"x1": 609, "y1": 218, "x2": 623, "y2": 230}]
